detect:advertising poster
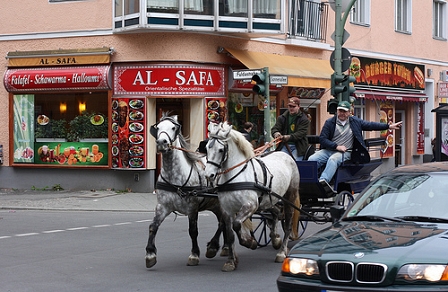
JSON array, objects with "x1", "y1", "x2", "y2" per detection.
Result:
[
  {"x1": 13, "y1": 94, "x2": 35, "y2": 163},
  {"x1": 379, "y1": 101, "x2": 394, "y2": 158},
  {"x1": 416, "y1": 102, "x2": 425, "y2": 155},
  {"x1": 205, "y1": 97, "x2": 227, "y2": 138},
  {"x1": 34, "y1": 142, "x2": 108, "y2": 165},
  {"x1": 111, "y1": 97, "x2": 146, "y2": 169}
]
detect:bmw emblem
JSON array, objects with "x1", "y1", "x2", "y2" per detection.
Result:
[{"x1": 354, "y1": 252, "x2": 365, "y2": 258}]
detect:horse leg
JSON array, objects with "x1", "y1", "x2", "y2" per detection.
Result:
[
  {"x1": 275, "y1": 194, "x2": 296, "y2": 263},
  {"x1": 233, "y1": 204, "x2": 258, "y2": 250},
  {"x1": 206, "y1": 209, "x2": 229, "y2": 258},
  {"x1": 145, "y1": 205, "x2": 170, "y2": 268},
  {"x1": 221, "y1": 212, "x2": 238, "y2": 272},
  {"x1": 187, "y1": 213, "x2": 200, "y2": 266}
]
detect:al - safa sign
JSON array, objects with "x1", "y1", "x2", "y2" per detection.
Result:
[
  {"x1": 3, "y1": 66, "x2": 111, "y2": 92},
  {"x1": 113, "y1": 64, "x2": 225, "y2": 96}
]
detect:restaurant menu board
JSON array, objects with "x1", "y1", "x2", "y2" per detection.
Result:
[
  {"x1": 205, "y1": 97, "x2": 227, "y2": 138},
  {"x1": 379, "y1": 101, "x2": 394, "y2": 158},
  {"x1": 111, "y1": 97, "x2": 146, "y2": 169}
]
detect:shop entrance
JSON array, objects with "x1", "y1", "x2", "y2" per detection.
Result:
[{"x1": 155, "y1": 98, "x2": 187, "y2": 180}]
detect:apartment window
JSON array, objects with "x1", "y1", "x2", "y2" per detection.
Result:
[
  {"x1": 395, "y1": 0, "x2": 412, "y2": 33},
  {"x1": 434, "y1": 0, "x2": 447, "y2": 39},
  {"x1": 350, "y1": 0, "x2": 370, "y2": 25}
]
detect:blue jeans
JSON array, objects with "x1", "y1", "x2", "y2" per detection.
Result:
[
  {"x1": 307, "y1": 149, "x2": 351, "y2": 182},
  {"x1": 280, "y1": 144, "x2": 303, "y2": 161}
]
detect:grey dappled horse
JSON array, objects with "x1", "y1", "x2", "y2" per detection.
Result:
[
  {"x1": 145, "y1": 114, "x2": 228, "y2": 268},
  {"x1": 204, "y1": 122, "x2": 300, "y2": 272}
]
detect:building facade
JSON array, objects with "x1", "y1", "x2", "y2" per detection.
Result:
[{"x1": 0, "y1": 0, "x2": 446, "y2": 191}]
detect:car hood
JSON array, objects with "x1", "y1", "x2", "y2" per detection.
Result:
[{"x1": 290, "y1": 221, "x2": 448, "y2": 263}]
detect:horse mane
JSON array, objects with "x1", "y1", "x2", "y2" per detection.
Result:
[
  {"x1": 221, "y1": 122, "x2": 255, "y2": 159},
  {"x1": 160, "y1": 112, "x2": 203, "y2": 163}
]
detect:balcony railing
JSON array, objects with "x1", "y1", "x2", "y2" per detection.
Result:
[
  {"x1": 288, "y1": 0, "x2": 328, "y2": 42},
  {"x1": 113, "y1": 0, "x2": 328, "y2": 42}
]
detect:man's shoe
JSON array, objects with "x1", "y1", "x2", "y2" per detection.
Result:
[{"x1": 319, "y1": 179, "x2": 336, "y2": 194}]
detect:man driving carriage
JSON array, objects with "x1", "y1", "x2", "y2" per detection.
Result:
[
  {"x1": 271, "y1": 97, "x2": 310, "y2": 161},
  {"x1": 308, "y1": 100, "x2": 403, "y2": 192}
]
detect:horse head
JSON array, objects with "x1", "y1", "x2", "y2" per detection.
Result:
[
  {"x1": 205, "y1": 122, "x2": 254, "y2": 183},
  {"x1": 151, "y1": 114, "x2": 182, "y2": 153}
]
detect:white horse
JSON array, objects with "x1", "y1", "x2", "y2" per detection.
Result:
[
  {"x1": 204, "y1": 122, "x2": 300, "y2": 272},
  {"x1": 145, "y1": 114, "x2": 228, "y2": 268}
]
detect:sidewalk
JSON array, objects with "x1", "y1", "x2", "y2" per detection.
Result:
[{"x1": 0, "y1": 188, "x2": 158, "y2": 212}]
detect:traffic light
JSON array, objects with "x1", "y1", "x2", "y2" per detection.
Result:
[
  {"x1": 331, "y1": 73, "x2": 346, "y2": 97},
  {"x1": 327, "y1": 98, "x2": 339, "y2": 114},
  {"x1": 251, "y1": 67, "x2": 269, "y2": 96},
  {"x1": 342, "y1": 75, "x2": 356, "y2": 102}
]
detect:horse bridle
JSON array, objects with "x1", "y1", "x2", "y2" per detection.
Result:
[
  {"x1": 150, "y1": 117, "x2": 182, "y2": 145},
  {"x1": 206, "y1": 137, "x2": 228, "y2": 169}
]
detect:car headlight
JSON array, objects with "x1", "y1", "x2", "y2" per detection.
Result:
[
  {"x1": 281, "y1": 258, "x2": 319, "y2": 276},
  {"x1": 397, "y1": 264, "x2": 448, "y2": 282}
]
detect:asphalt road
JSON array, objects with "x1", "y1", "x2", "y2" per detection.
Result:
[{"x1": 0, "y1": 209, "x2": 328, "y2": 292}]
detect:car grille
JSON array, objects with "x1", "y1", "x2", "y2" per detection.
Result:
[{"x1": 326, "y1": 261, "x2": 387, "y2": 284}]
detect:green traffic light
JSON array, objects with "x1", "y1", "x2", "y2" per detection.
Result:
[{"x1": 251, "y1": 71, "x2": 268, "y2": 96}]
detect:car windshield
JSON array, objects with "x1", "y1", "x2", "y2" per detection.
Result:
[{"x1": 345, "y1": 173, "x2": 448, "y2": 220}]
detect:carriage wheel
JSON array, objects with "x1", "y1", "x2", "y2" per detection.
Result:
[
  {"x1": 334, "y1": 190, "x2": 355, "y2": 208},
  {"x1": 251, "y1": 213, "x2": 272, "y2": 247}
]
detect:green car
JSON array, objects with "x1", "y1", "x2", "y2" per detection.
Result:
[{"x1": 277, "y1": 162, "x2": 448, "y2": 291}]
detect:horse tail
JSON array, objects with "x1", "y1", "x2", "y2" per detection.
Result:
[{"x1": 290, "y1": 196, "x2": 301, "y2": 241}]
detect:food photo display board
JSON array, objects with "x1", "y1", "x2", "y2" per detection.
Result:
[
  {"x1": 111, "y1": 97, "x2": 146, "y2": 169},
  {"x1": 205, "y1": 97, "x2": 227, "y2": 138}
]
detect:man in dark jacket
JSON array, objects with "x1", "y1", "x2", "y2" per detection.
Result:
[
  {"x1": 308, "y1": 100, "x2": 402, "y2": 190},
  {"x1": 271, "y1": 97, "x2": 310, "y2": 161}
]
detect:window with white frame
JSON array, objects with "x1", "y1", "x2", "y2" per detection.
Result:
[
  {"x1": 395, "y1": 0, "x2": 412, "y2": 33},
  {"x1": 350, "y1": 0, "x2": 370, "y2": 25},
  {"x1": 434, "y1": 0, "x2": 447, "y2": 39}
]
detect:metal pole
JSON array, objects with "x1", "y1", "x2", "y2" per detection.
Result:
[
  {"x1": 334, "y1": 0, "x2": 357, "y2": 101},
  {"x1": 264, "y1": 67, "x2": 271, "y2": 143}
]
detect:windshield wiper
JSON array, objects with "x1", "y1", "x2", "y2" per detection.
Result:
[
  {"x1": 342, "y1": 215, "x2": 405, "y2": 222},
  {"x1": 396, "y1": 216, "x2": 448, "y2": 223}
]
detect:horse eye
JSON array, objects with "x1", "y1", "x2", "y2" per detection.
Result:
[{"x1": 219, "y1": 149, "x2": 224, "y2": 153}]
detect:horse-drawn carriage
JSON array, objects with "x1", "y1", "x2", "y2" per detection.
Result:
[
  {"x1": 146, "y1": 114, "x2": 387, "y2": 271},
  {"x1": 251, "y1": 135, "x2": 387, "y2": 245}
]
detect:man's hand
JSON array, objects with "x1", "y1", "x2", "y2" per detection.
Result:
[
  {"x1": 282, "y1": 135, "x2": 290, "y2": 142},
  {"x1": 389, "y1": 121, "x2": 403, "y2": 130},
  {"x1": 336, "y1": 145, "x2": 348, "y2": 152}
]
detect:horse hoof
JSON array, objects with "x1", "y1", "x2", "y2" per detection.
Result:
[
  {"x1": 275, "y1": 253, "x2": 286, "y2": 263},
  {"x1": 187, "y1": 255, "x2": 199, "y2": 266},
  {"x1": 145, "y1": 254, "x2": 157, "y2": 268},
  {"x1": 206, "y1": 248, "x2": 218, "y2": 258},
  {"x1": 222, "y1": 261, "x2": 237, "y2": 272},
  {"x1": 220, "y1": 247, "x2": 230, "y2": 257},
  {"x1": 250, "y1": 240, "x2": 258, "y2": 250},
  {"x1": 272, "y1": 237, "x2": 282, "y2": 250}
]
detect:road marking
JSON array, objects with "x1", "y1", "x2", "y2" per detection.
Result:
[
  {"x1": 114, "y1": 222, "x2": 131, "y2": 226},
  {"x1": 0, "y1": 217, "x2": 205, "y2": 239},
  {"x1": 42, "y1": 230, "x2": 65, "y2": 234},
  {"x1": 67, "y1": 227, "x2": 89, "y2": 231},
  {"x1": 15, "y1": 233, "x2": 39, "y2": 237}
]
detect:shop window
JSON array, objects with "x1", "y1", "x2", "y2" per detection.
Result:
[{"x1": 12, "y1": 92, "x2": 109, "y2": 166}]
